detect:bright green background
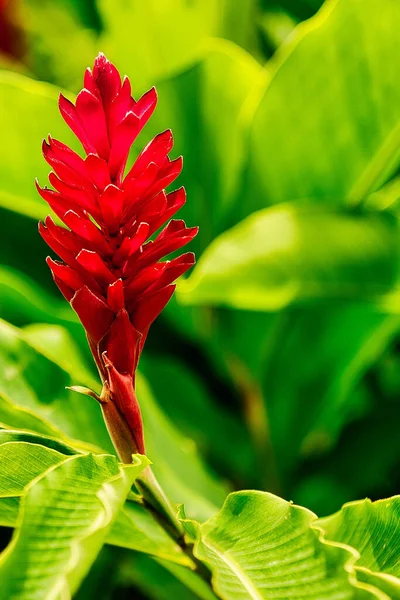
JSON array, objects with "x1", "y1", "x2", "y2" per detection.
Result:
[{"x1": 0, "y1": 0, "x2": 400, "y2": 597}]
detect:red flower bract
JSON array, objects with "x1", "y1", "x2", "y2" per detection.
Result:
[{"x1": 37, "y1": 53, "x2": 197, "y2": 458}]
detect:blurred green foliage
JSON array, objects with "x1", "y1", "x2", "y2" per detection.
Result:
[{"x1": 1, "y1": 0, "x2": 400, "y2": 597}]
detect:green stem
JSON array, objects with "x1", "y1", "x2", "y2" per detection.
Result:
[
  {"x1": 136, "y1": 465, "x2": 185, "y2": 542},
  {"x1": 101, "y1": 397, "x2": 215, "y2": 591},
  {"x1": 136, "y1": 466, "x2": 213, "y2": 587}
]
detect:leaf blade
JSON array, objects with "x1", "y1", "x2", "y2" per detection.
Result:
[
  {"x1": 0, "y1": 453, "x2": 147, "y2": 599},
  {"x1": 194, "y1": 490, "x2": 390, "y2": 600}
]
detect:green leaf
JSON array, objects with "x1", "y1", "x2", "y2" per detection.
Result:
[
  {"x1": 107, "y1": 501, "x2": 190, "y2": 566},
  {"x1": 18, "y1": 0, "x2": 97, "y2": 91},
  {"x1": 0, "y1": 441, "x2": 67, "y2": 528},
  {"x1": 179, "y1": 205, "x2": 400, "y2": 311},
  {"x1": 139, "y1": 355, "x2": 256, "y2": 485},
  {"x1": 21, "y1": 323, "x2": 99, "y2": 390},
  {"x1": 318, "y1": 496, "x2": 400, "y2": 598},
  {"x1": 0, "y1": 319, "x2": 113, "y2": 453},
  {"x1": 185, "y1": 39, "x2": 263, "y2": 232},
  {"x1": 0, "y1": 391, "x2": 71, "y2": 440},
  {"x1": 157, "y1": 558, "x2": 219, "y2": 600},
  {"x1": 133, "y1": 38, "x2": 263, "y2": 254},
  {"x1": 137, "y1": 372, "x2": 229, "y2": 521},
  {"x1": 0, "y1": 453, "x2": 147, "y2": 599},
  {"x1": 0, "y1": 440, "x2": 188, "y2": 566},
  {"x1": 245, "y1": 0, "x2": 400, "y2": 215},
  {"x1": 194, "y1": 490, "x2": 389, "y2": 599},
  {"x1": 0, "y1": 71, "x2": 79, "y2": 219},
  {"x1": 98, "y1": 0, "x2": 221, "y2": 91},
  {"x1": 0, "y1": 265, "x2": 78, "y2": 328},
  {"x1": 0, "y1": 430, "x2": 79, "y2": 456},
  {"x1": 259, "y1": 304, "x2": 400, "y2": 476}
]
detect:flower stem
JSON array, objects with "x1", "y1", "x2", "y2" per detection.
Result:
[
  {"x1": 101, "y1": 399, "x2": 215, "y2": 590},
  {"x1": 136, "y1": 466, "x2": 185, "y2": 542},
  {"x1": 136, "y1": 466, "x2": 213, "y2": 587}
]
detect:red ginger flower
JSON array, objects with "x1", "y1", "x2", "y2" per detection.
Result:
[{"x1": 37, "y1": 53, "x2": 197, "y2": 459}]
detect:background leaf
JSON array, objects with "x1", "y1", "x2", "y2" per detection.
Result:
[
  {"x1": 0, "y1": 72, "x2": 79, "y2": 219},
  {"x1": 180, "y1": 205, "x2": 400, "y2": 310},
  {"x1": 245, "y1": 0, "x2": 400, "y2": 216}
]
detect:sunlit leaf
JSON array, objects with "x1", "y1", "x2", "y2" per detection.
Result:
[
  {"x1": 0, "y1": 72, "x2": 79, "y2": 218},
  {"x1": 179, "y1": 205, "x2": 400, "y2": 310},
  {"x1": 98, "y1": 0, "x2": 221, "y2": 91},
  {"x1": 0, "y1": 441, "x2": 67, "y2": 528},
  {"x1": 0, "y1": 440, "x2": 189, "y2": 566},
  {"x1": 318, "y1": 496, "x2": 400, "y2": 598},
  {"x1": 194, "y1": 490, "x2": 390, "y2": 599},
  {"x1": 0, "y1": 452, "x2": 147, "y2": 599},
  {"x1": 244, "y1": 0, "x2": 400, "y2": 216},
  {"x1": 0, "y1": 319, "x2": 112, "y2": 453}
]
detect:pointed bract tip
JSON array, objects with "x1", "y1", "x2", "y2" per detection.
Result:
[
  {"x1": 93, "y1": 52, "x2": 114, "y2": 75},
  {"x1": 42, "y1": 138, "x2": 50, "y2": 154},
  {"x1": 95, "y1": 51, "x2": 107, "y2": 63}
]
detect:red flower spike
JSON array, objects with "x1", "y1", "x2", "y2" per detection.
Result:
[{"x1": 38, "y1": 53, "x2": 197, "y2": 459}]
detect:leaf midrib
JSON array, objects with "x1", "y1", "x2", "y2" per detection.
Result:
[{"x1": 201, "y1": 536, "x2": 264, "y2": 600}]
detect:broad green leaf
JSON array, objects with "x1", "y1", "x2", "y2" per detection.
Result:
[
  {"x1": 98, "y1": 0, "x2": 221, "y2": 91},
  {"x1": 318, "y1": 497, "x2": 400, "y2": 598},
  {"x1": 0, "y1": 430, "x2": 79, "y2": 456},
  {"x1": 22, "y1": 321, "x2": 228, "y2": 519},
  {"x1": 0, "y1": 209, "x2": 62, "y2": 297},
  {"x1": 0, "y1": 441, "x2": 67, "y2": 528},
  {"x1": 107, "y1": 501, "x2": 189, "y2": 566},
  {"x1": 319, "y1": 497, "x2": 400, "y2": 575},
  {"x1": 245, "y1": 0, "x2": 400, "y2": 215},
  {"x1": 259, "y1": 304, "x2": 400, "y2": 475},
  {"x1": 0, "y1": 453, "x2": 147, "y2": 599},
  {"x1": 194, "y1": 490, "x2": 389, "y2": 600},
  {"x1": 179, "y1": 205, "x2": 400, "y2": 311},
  {"x1": 0, "y1": 391, "x2": 70, "y2": 440},
  {"x1": 128, "y1": 38, "x2": 263, "y2": 254},
  {"x1": 0, "y1": 440, "x2": 188, "y2": 565},
  {"x1": 26, "y1": 322, "x2": 228, "y2": 519},
  {"x1": 0, "y1": 71, "x2": 79, "y2": 219},
  {"x1": 0, "y1": 265, "x2": 78, "y2": 328},
  {"x1": 366, "y1": 175, "x2": 400, "y2": 212},
  {"x1": 292, "y1": 378, "x2": 400, "y2": 517},
  {"x1": 277, "y1": 0, "x2": 323, "y2": 21},
  {"x1": 185, "y1": 39, "x2": 263, "y2": 231},
  {"x1": 216, "y1": 0, "x2": 260, "y2": 58},
  {"x1": 18, "y1": 0, "x2": 97, "y2": 91},
  {"x1": 0, "y1": 319, "x2": 113, "y2": 453},
  {"x1": 72, "y1": 546, "x2": 124, "y2": 600},
  {"x1": 158, "y1": 558, "x2": 219, "y2": 600},
  {"x1": 259, "y1": 8, "x2": 297, "y2": 51},
  {"x1": 21, "y1": 323, "x2": 99, "y2": 390}
]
